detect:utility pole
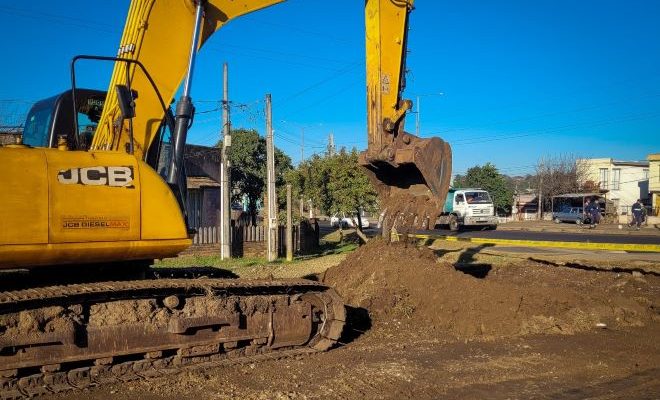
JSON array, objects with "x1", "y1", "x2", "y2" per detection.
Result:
[
  {"x1": 265, "y1": 94, "x2": 277, "y2": 261},
  {"x1": 300, "y1": 127, "x2": 305, "y2": 163},
  {"x1": 537, "y1": 162, "x2": 544, "y2": 221},
  {"x1": 328, "y1": 132, "x2": 335, "y2": 156},
  {"x1": 219, "y1": 62, "x2": 232, "y2": 260},
  {"x1": 299, "y1": 195, "x2": 304, "y2": 218},
  {"x1": 286, "y1": 184, "x2": 293, "y2": 262}
]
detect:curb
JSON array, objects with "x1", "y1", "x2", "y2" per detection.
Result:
[{"x1": 400, "y1": 233, "x2": 660, "y2": 253}]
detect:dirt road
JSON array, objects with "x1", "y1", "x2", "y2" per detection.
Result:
[{"x1": 48, "y1": 240, "x2": 659, "y2": 399}]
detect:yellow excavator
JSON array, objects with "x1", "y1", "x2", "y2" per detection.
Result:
[{"x1": 0, "y1": 0, "x2": 451, "y2": 396}]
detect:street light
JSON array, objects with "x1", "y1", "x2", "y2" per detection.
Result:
[{"x1": 410, "y1": 92, "x2": 444, "y2": 137}]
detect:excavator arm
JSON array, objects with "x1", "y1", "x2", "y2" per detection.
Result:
[
  {"x1": 360, "y1": 0, "x2": 452, "y2": 229},
  {"x1": 93, "y1": 0, "x2": 450, "y2": 229}
]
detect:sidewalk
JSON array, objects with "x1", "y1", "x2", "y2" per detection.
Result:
[{"x1": 498, "y1": 220, "x2": 660, "y2": 236}]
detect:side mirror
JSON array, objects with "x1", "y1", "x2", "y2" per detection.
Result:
[{"x1": 116, "y1": 84, "x2": 136, "y2": 119}]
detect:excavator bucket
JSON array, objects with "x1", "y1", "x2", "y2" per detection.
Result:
[{"x1": 359, "y1": 132, "x2": 452, "y2": 231}]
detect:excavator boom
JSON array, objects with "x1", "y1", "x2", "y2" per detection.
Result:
[{"x1": 91, "y1": 0, "x2": 285, "y2": 158}]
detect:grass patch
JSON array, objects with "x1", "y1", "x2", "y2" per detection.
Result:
[{"x1": 154, "y1": 255, "x2": 270, "y2": 269}]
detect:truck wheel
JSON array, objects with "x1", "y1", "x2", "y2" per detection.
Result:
[
  {"x1": 488, "y1": 225, "x2": 497, "y2": 230},
  {"x1": 449, "y1": 216, "x2": 459, "y2": 231}
]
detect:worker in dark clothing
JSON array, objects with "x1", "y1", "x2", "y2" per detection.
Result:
[
  {"x1": 631, "y1": 199, "x2": 644, "y2": 230},
  {"x1": 583, "y1": 199, "x2": 591, "y2": 225},
  {"x1": 585, "y1": 197, "x2": 600, "y2": 229}
]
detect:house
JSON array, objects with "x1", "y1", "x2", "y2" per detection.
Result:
[
  {"x1": 0, "y1": 128, "x2": 22, "y2": 145},
  {"x1": 577, "y1": 158, "x2": 649, "y2": 215},
  {"x1": 512, "y1": 191, "x2": 538, "y2": 220},
  {"x1": 648, "y1": 153, "x2": 660, "y2": 216},
  {"x1": 184, "y1": 144, "x2": 221, "y2": 229}
]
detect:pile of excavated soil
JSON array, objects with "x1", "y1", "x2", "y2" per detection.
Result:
[{"x1": 323, "y1": 239, "x2": 659, "y2": 339}]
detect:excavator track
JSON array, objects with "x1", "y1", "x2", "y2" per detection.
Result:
[{"x1": 0, "y1": 278, "x2": 345, "y2": 399}]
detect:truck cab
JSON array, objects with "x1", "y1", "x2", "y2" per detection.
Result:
[{"x1": 438, "y1": 188, "x2": 498, "y2": 231}]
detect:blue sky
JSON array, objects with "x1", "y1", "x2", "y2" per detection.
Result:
[{"x1": 1, "y1": 0, "x2": 659, "y2": 176}]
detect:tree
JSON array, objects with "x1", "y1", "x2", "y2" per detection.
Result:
[
  {"x1": 288, "y1": 147, "x2": 378, "y2": 242},
  {"x1": 222, "y1": 128, "x2": 292, "y2": 224},
  {"x1": 453, "y1": 163, "x2": 514, "y2": 215},
  {"x1": 535, "y1": 154, "x2": 586, "y2": 214},
  {"x1": 326, "y1": 148, "x2": 378, "y2": 242}
]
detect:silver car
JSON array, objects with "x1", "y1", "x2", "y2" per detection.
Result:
[{"x1": 552, "y1": 207, "x2": 584, "y2": 224}]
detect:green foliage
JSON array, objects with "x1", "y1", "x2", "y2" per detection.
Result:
[
  {"x1": 222, "y1": 128, "x2": 292, "y2": 222},
  {"x1": 453, "y1": 163, "x2": 513, "y2": 214},
  {"x1": 326, "y1": 148, "x2": 378, "y2": 216},
  {"x1": 288, "y1": 148, "x2": 378, "y2": 220}
]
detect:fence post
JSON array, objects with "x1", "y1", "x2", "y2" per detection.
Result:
[{"x1": 286, "y1": 184, "x2": 293, "y2": 261}]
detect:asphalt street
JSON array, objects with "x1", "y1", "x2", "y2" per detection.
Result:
[
  {"x1": 425, "y1": 228, "x2": 660, "y2": 245},
  {"x1": 317, "y1": 221, "x2": 660, "y2": 245}
]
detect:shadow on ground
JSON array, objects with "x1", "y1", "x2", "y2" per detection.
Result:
[
  {"x1": 432, "y1": 243, "x2": 495, "y2": 279},
  {"x1": 337, "y1": 305, "x2": 371, "y2": 346}
]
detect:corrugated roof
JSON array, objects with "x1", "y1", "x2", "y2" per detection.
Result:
[
  {"x1": 611, "y1": 160, "x2": 649, "y2": 167},
  {"x1": 187, "y1": 176, "x2": 220, "y2": 189},
  {"x1": 552, "y1": 193, "x2": 603, "y2": 198}
]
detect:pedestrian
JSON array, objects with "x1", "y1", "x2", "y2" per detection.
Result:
[
  {"x1": 631, "y1": 199, "x2": 644, "y2": 230},
  {"x1": 589, "y1": 197, "x2": 601, "y2": 228},
  {"x1": 583, "y1": 198, "x2": 592, "y2": 226},
  {"x1": 584, "y1": 197, "x2": 599, "y2": 229}
]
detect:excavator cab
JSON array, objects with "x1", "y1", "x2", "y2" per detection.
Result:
[{"x1": 21, "y1": 89, "x2": 106, "y2": 150}]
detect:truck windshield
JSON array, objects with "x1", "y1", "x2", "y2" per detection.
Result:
[{"x1": 465, "y1": 191, "x2": 491, "y2": 204}]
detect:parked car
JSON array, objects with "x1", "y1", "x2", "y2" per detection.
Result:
[
  {"x1": 330, "y1": 213, "x2": 370, "y2": 229},
  {"x1": 552, "y1": 207, "x2": 584, "y2": 224}
]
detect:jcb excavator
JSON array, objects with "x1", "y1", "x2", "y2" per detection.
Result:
[{"x1": 0, "y1": 0, "x2": 450, "y2": 396}]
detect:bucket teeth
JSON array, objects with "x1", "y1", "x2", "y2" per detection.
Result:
[{"x1": 360, "y1": 134, "x2": 452, "y2": 230}]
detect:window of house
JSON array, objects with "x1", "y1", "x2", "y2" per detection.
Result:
[
  {"x1": 612, "y1": 168, "x2": 620, "y2": 190},
  {"x1": 643, "y1": 168, "x2": 649, "y2": 180},
  {"x1": 599, "y1": 168, "x2": 609, "y2": 189}
]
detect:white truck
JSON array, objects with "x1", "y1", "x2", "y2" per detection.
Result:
[{"x1": 436, "y1": 188, "x2": 498, "y2": 231}]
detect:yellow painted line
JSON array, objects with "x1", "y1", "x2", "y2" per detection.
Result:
[{"x1": 399, "y1": 233, "x2": 660, "y2": 253}]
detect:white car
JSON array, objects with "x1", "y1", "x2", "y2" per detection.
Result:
[{"x1": 330, "y1": 213, "x2": 370, "y2": 229}]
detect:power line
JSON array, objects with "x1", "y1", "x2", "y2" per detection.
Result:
[
  {"x1": 437, "y1": 90, "x2": 660, "y2": 138},
  {"x1": 240, "y1": 14, "x2": 358, "y2": 46},
  {"x1": 274, "y1": 62, "x2": 362, "y2": 106},
  {"x1": 448, "y1": 111, "x2": 660, "y2": 146},
  {"x1": 0, "y1": 5, "x2": 116, "y2": 34}
]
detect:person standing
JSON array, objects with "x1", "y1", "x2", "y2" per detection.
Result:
[
  {"x1": 591, "y1": 198, "x2": 602, "y2": 228},
  {"x1": 585, "y1": 197, "x2": 600, "y2": 229},
  {"x1": 631, "y1": 199, "x2": 644, "y2": 230},
  {"x1": 583, "y1": 198, "x2": 593, "y2": 227}
]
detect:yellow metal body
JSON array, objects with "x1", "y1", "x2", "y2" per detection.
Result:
[
  {"x1": 92, "y1": 0, "x2": 284, "y2": 158},
  {"x1": 0, "y1": 147, "x2": 189, "y2": 269},
  {"x1": 365, "y1": 0, "x2": 413, "y2": 151}
]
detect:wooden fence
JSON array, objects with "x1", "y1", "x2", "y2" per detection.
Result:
[
  {"x1": 191, "y1": 220, "x2": 320, "y2": 257},
  {"x1": 192, "y1": 226, "x2": 219, "y2": 245}
]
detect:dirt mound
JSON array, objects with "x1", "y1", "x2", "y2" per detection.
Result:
[{"x1": 323, "y1": 239, "x2": 658, "y2": 339}]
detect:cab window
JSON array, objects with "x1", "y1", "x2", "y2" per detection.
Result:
[{"x1": 22, "y1": 97, "x2": 56, "y2": 147}]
